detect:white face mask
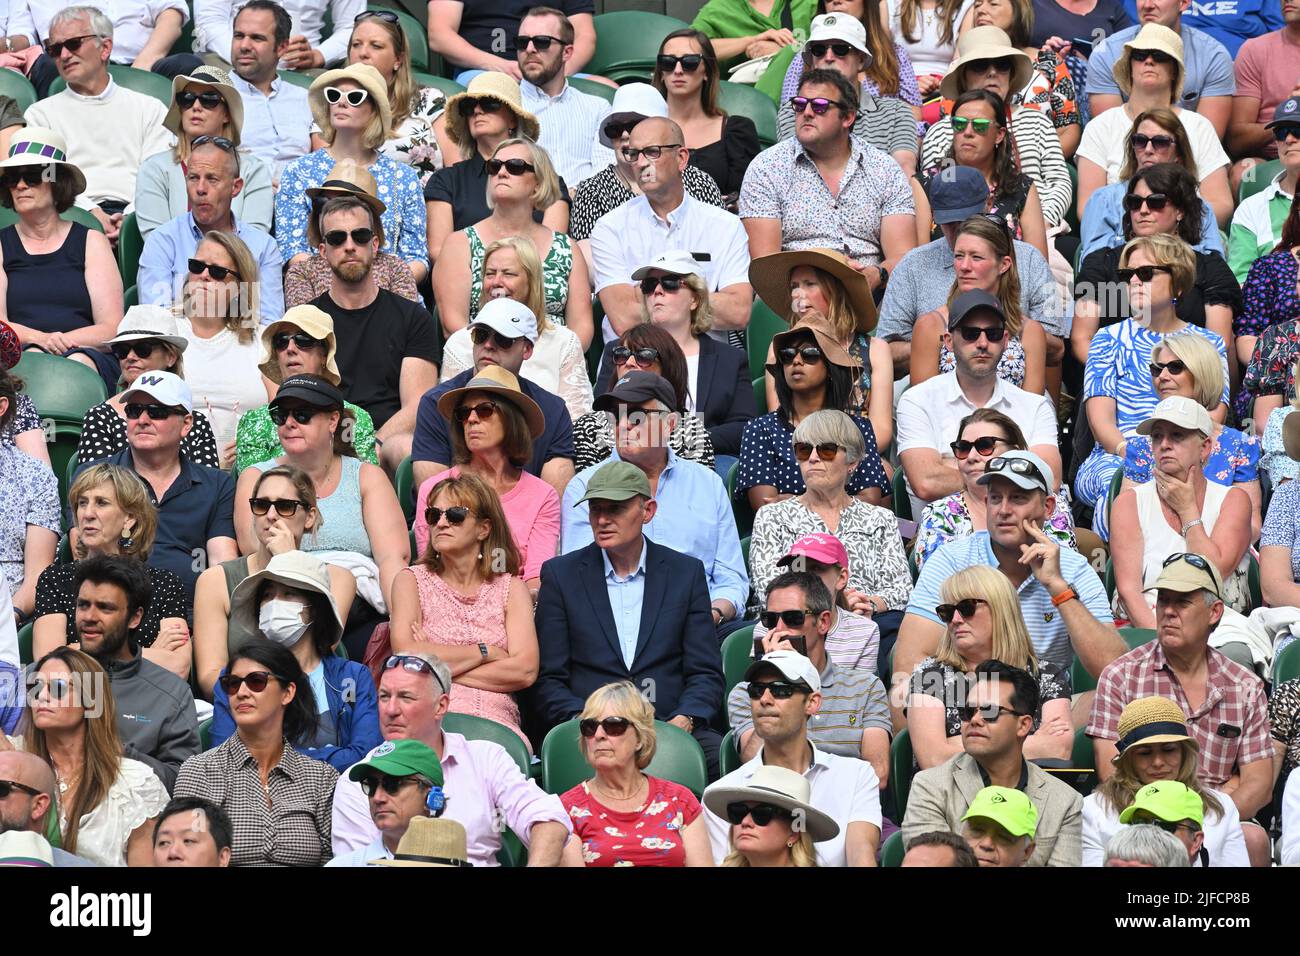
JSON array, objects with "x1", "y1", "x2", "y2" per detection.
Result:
[{"x1": 259, "y1": 599, "x2": 311, "y2": 647}]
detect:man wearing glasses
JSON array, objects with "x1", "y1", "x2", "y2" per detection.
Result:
[
  {"x1": 902, "y1": 659, "x2": 1083, "y2": 866},
  {"x1": 0, "y1": 751, "x2": 96, "y2": 866},
  {"x1": 327, "y1": 739, "x2": 449, "y2": 866}
]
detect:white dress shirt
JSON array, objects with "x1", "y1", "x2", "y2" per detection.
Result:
[
  {"x1": 27, "y1": 0, "x2": 188, "y2": 62},
  {"x1": 229, "y1": 72, "x2": 313, "y2": 180},
  {"x1": 194, "y1": 0, "x2": 364, "y2": 66},
  {"x1": 0, "y1": 0, "x2": 36, "y2": 45},
  {"x1": 520, "y1": 78, "x2": 613, "y2": 187}
]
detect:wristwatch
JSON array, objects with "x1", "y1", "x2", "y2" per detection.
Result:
[{"x1": 477, "y1": 642, "x2": 489, "y2": 660}]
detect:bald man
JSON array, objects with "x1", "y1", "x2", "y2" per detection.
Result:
[
  {"x1": 0, "y1": 750, "x2": 97, "y2": 866},
  {"x1": 588, "y1": 116, "x2": 753, "y2": 341}
]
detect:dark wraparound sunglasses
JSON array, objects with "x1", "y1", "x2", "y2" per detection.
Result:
[
  {"x1": 457, "y1": 96, "x2": 507, "y2": 117},
  {"x1": 808, "y1": 41, "x2": 854, "y2": 58},
  {"x1": 1130, "y1": 48, "x2": 1174, "y2": 65},
  {"x1": 951, "y1": 436, "x2": 1006, "y2": 459},
  {"x1": 793, "y1": 441, "x2": 841, "y2": 462},
  {"x1": 470, "y1": 326, "x2": 519, "y2": 350},
  {"x1": 1130, "y1": 133, "x2": 1175, "y2": 151},
  {"x1": 956, "y1": 325, "x2": 1006, "y2": 343},
  {"x1": 45, "y1": 34, "x2": 98, "y2": 57},
  {"x1": 124, "y1": 403, "x2": 182, "y2": 420},
  {"x1": 249, "y1": 497, "x2": 309, "y2": 517},
  {"x1": 323, "y1": 228, "x2": 375, "y2": 247},
  {"x1": 639, "y1": 275, "x2": 684, "y2": 295},
  {"x1": 111, "y1": 340, "x2": 161, "y2": 360},
  {"x1": 745, "y1": 680, "x2": 806, "y2": 700},
  {"x1": 425, "y1": 505, "x2": 474, "y2": 526},
  {"x1": 454, "y1": 401, "x2": 499, "y2": 423},
  {"x1": 956, "y1": 703, "x2": 1029, "y2": 723},
  {"x1": 1273, "y1": 125, "x2": 1300, "y2": 142},
  {"x1": 270, "y1": 406, "x2": 324, "y2": 426},
  {"x1": 358, "y1": 774, "x2": 424, "y2": 798},
  {"x1": 219, "y1": 671, "x2": 281, "y2": 693},
  {"x1": 0, "y1": 166, "x2": 47, "y2": 189},
  {"x1": 273, "y1": 331, "x2": 323, "y2": 352},
  {"x1": 1150, "y1": 359, "x2": 1187, "y2": 377},
  {"x1": 1116, "y1": 265, "x2": 1173, "y2": 283},
  {"x1": 935, "y1": 598, "x2": 988, "y2": 622},
  {"x1": 966, "y1": 57, "x2": 1014, "y2": 73},
  {"x1": 516, "y1": 34, "x2": 562, "y2": 51},
  {"x1": 485, "y1": 157, "x2": 535, "y2": 177},
  {"x1": 613, "y1": 346, "x2": 660, "y2": 367},
  {"x1": 1123, "y1": 192, "x2": 1169, "y2": 212},
  {"x1": 579, "y1": 716, "x2": 632, "y2": 737},
  {"x1": 758, "y1": 608, "x2": 815, "y2": 629},
  {"x1": 188, "y1": 258, "x2": 240, "y2": 281},
  {"x1": 778, "y1": 345, "x2": 823, "y2": 364},
  {"x1": 657, "y1": 53, "x2": 703, "y2": 72},
  {"x1": 726, "y1": 802, "x2": 793, "y2": 826},
  {"x1": 177, "y1": 90, "x2": 225, "y2": 110}
]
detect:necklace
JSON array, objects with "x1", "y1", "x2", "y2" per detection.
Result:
[{"x1": 591, "y1": 774, "x2": 647, "y2": 804}]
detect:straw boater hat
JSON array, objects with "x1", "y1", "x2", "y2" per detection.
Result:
[
  {"x1": 0, "y1": 126, "x2": 86, "y2": 197},
  {"x1": 436, "y1": 364, "x2": 545, "y2": 437},
  {"x1": 749, "y1": 248, "x2": 877, "y2": 334},
  {"x1": 764, "y1": 315, "x2": 862, "y2": 377},
  {"x1": 1113, "y1": 696, "x2": 1195, "y2": 764},
  {"x1": 106, "y1": 304, "x2": 190, "y2": 352},
  {"x1": 941, "y1": 26, "x2": 1034, "y2": 101},
  {"x1": 702, "y1": 765, "x2": 840, "y2": 842},
  {"x1": 258, "y1": 304, "x2": 342, "y2": 385},
  {"x1": 309, "y1": 63, "x2": 393, "y2": 139},
  {"x1": 304, "y1": 158, "x2": 387, "y2": 249},
  {"x1": 371, "y1": 816, "x2": 471, "y2": 867},
  {"x1": 443, "y1": 72, "x2": 541, "y2": 150},
  {"x1": 164, "y1": 65, "x2": 245, "y2": 144},
  {"x1": 1113, "y1": 22, "x2": 1185, "y2": 101}
]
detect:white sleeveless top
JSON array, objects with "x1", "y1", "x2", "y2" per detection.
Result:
[
  {"x1": 62, "y1": 757, "x2": 169, "y2": 867},
  {"x1": 176, "y1": 317, "x2": 268, "y2": 452}
]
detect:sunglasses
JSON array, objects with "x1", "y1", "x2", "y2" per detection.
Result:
[
  {"x1": 639, "y1": 275, "x2": 684, "y2": 295},
  {"x1": 603, "y1": 120, "x2": 637, "y2": 141},
  {"x1": 322, "y1": 228, "x2": 375, "y2": 247},
  {"x1": 0, "y1": 166, "x2": 47, "y2": 189},
  {"x1": 0, "y1": 779, "x2": 42, "y2": 799},
  {"x1": 470, "y1": 326, "x2": 520, "y2": 350},
  {"x1": 951, "y1": 436, "x2": 1005, "y2": 459},
  {"x1": 425, "y1": 505, "x2": 473, "y2": 526},
  {"x1": 967, "y1": 56, "x2": 1014, "y2": 73},
  {"x1": 110, "y1": 340, "x2": 161, "y2": 360},
  {"x1": 808, "y1": 41, "x2": 854, "y2": 58},
  {"x1": 657, "y1": 53, "x2": 703, "y2": 72},
  {"x1": 1130, "y1": 133, "x2": 1176, "y2": 151},
  {"x1": 124, "y1": 403, "x2": 181, "y2": 421},
  {"x1": 1149, "y1": 359, "x2": 1188, "y2": 377},
  {"x1": 358, "y1": 774, "x2": 422, "y2": 798},
  {"x1": 956, "y1": 324, "x2": 1006, "y2": 343},
  {"x1": 579, "y1": 716, "x2": 632, "y2": 737},
  {"x1": 28, "y1": 676, "x2": 71, "y2": 700},
  {"x1": 613, "y1": 346, "x2": 660, "y2": 367},
  {"x1": 1273, "y1": 125, "x2": 1300, "y2": 142},
  {"x1": 777, "y1": 345, "x2": 823, "y2": 364},
  {"x1": 273, "y1": 331, "x2": 322, "y2": 352},
  {"x1": 985, "y1": 456, "x2": 1045, "y2": 482},
  {"x1": 485, "y1": 157, "x2": 535, "y2": 177},
  {"x1": 725, "y1": 802, "x2": 793, "y2": 827},
  {"x1": 1131, "y1": 48, "x2": 1174, "y2": 65},
  {"x1": 177, "y1": 89, "x2": 224, "y2": 110},
  {"x1": 1132, "y1": 815, "x2": 1199, "y2": 835},
  {"x1": 621, "y1": 144, "x2": 681, "y2": 162},
  {"x1": 218, "y1": 671, "x2": 280, "y2": 694},
  {"x1": 745, "y1": 679, "x2": 806, "y2": 700},
  {"x1": 188, "y1": 258, "x2": 240, "y2": 281},
  {"x1": 1123, "y1": 192, "x2": 1169, "y2": 212},
  {"x1": 249, "y1": 496, "x2": 309, "y2": 517},
  {"x1": 1163, "y1": 551, "x2": 1212, "y2": 572},
  {"x1": 355, "y1": 9, "x2": 399, "y2": 22},
  {"x1": 935, "y1": 597, "x2": 988, "y2": 622},
  {"x1": 383, "y1": 654, "x2": 449, "y2": 693},
  {"x1": 191, "y1": 134, "x2": 235, "y2": 152},
  {"x1": 793, "y1": 441, "x2": 841, "y2": 462},
  {"x1": 516, "y1": 33, "x2": 561, "y2": 51},
  {"x1": 1116, "y1": 264, "x2": 1173, "y2": 283},
  {"x1": 951, "y1": 116, "x2": 993, "y2": 134},
  {"x1": 45, "y1": 34, "x2": 99, "y2": 57},
  {"x1": 457, "y1": 96, "x2": 506, "y2": 117},
  {"x1": 956, "y1": 703, "x2": 1028, "y2": 723},
  {"x1": 324, "y1": 86, "x2": 370, "y2": 107},
  {"x1": 790, "y1": 96, "x2": 844, "y2": 115},
  {"x1": 454, "y1": 401, "x2": 499, "y2": 423},
  {"x1": 758, "y1": 608, "x2": 815, "y2": 629},
  {"x1": 270, "y1": 406, "x2": 323, "y2": 426}
]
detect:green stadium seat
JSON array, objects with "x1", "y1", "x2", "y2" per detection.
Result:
[
  {"x1": 0, "y1": 69, "x2": 37, "y2": 113},
  {"x1": 587, "y1": 11, "x2": 690, "y2": 81},
  {"x1": 124, "y1": 284, "x2": 138, "y2": 307},
  {"x1": 118, "y1": 212, "x2": 144, "y2": 289},
  {"x1": 880, "y1": 829, "x2": 904, "y2": 866},
  {"x1": 48, "y1": 425, "x2": 82, "y2": 508},
  {"x1": 57, "y1": 532, "x2": 73, "y2": 564},
  {"x1": 13, "y1": 351, "x2": 108, "y2": 424},
  {"x1": 1064, "y1": 160, "x2": 1079, "y2": 235},
  {"x1": 739, "y1": 534, "x2": 750, "y2": 575},
  {"x1": 569, "y1": 76, "x2": 615, "y2": 102},
  {"x1": 443, "y1": 711, "x2": 532, "y2": 778},
  {"x1": 747, "y1": 298, "x2": 787, "y2": 381},
  {"x1": 17, "y1": 622, "x2": 32, "y2": 666},
  {"x1": 51, "y1": 65, "x2": 174, "y2": 106},
  {"x1": 541, "y1": 717, "x2": 708, "y2": 797},
  {"x1": 1239, "y1": 159, "x2": 1283, "y2": 205},
  {"x1": 725, "y1": 459, "x2": 755, "y2": 538},
  {"x1": 411, "y1": 71, "x2": 464, "y2": 99},
  {"x1": 890, "y1": 727, "x2": 914, "y2": 818},
  {"x1": 1120, "y1": 626, "x2": 1155, "y2": 649},
  {"x1": 720, "y1": 728, "x2": 742, "y2": 775},
  {"x1": 60, "y1": 205, "x2": 105, "y2": 233},
  {"x1": 198, "y1": 717, "x2": 212, "y2": 750},
  {"x1": 1276, "y1": 639, "x2": 1300, "y2": 687},
  {"x1": 393, "y1": 455, "x2": 416, "y2": 524},
  {"x1": 751, "y1": 375, "x2": 767, "y2": 414},
  {"x1": 718, "y1": 80, "x2": 779, "y2": 148},
  {"x1": 721, "y1": 622, "x2": 756, "y2": 696},
  {"x1": 277, "y1": 69, "x2": 316, "y2": 91}
]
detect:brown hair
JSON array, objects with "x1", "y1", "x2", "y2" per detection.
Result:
[
  {"x1": 653, "y1": 29, "x2": 723, "y2": 118},
  {"x1": 898, "y1": 0, "x2": 965, "y2": 46},
  {"x1": 448, "y1": 390, "x2": 535, "y2": 469},
  {"x1": 524, "y1": 6, "x2": 575, "y2": 43},
  {"x1": 419, "y1": 473, "x2": 520, "y2": 577},
  {"x1": 617, "y1": 323, "x2": 690, "y2": 412},
  {"x1": 0, "y1": 165, "x2": 81, "y2": 212},
  {"x1": 947, "y1": 216, "x2": 1024, "y2": 337},
  {"x1": 68, "y1": 464, "x2": 158, "y2": 561},
  {"x1": 956, "y1": 407, "x2": 1028, "y2": 448},
  {"x1": 251, "y1": 464, "x2": 324, "y2": 537},
  {"x1": 1099, "y1": 738, "x2": 1225, "y2": 820},
  {"x1": 1118, "y1": 107, "x2": 1195, "y2": 182}
]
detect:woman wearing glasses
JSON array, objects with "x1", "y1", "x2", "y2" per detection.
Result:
[
  {"x1": 175, "y1": 639, "x2": 339, "y2": 867},
  {"x1": 561, "y1": 681, "x2": 711, "y2": 867},
  {"x1": 705, "y1": 764, "x2": 837, "y2": 867},
  {"x1": 390, "y1": 473, "x2": 539, "y2": 749},
  {"x1": 652, "y1": 29, "x2": 759, "y2": 201},
  {"x1": 410, "y1": 366, "x2": 558, "y2": 595},
  {"x1": 207, "y1": 551, "x2": 380, "y2": 771},
  {"x1": 135, "y1": 65, "x2": 273, "y2": 238},
  {"x1": 913, "y1": 408, "x2": 1076, "y2": 572},
  {"x1": 432, "y1": 137, "x2": 592, "y2": 349},
  {"x1": 276, "y1": 63, "x2": 428, "y2": 282},
  {"x1": 906, "y1": 565, "x2": 1072, "y2": 770},
  {"x1": 8, "y1": 648, "x2": 168, "y2": 866}
]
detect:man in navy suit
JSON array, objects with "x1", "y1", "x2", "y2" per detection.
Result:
[{"x1": 534, "y1": 460, "x2": 725, "y2": 777}]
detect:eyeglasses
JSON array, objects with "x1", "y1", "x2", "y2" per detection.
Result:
[
  {"x1": 745, "y1": 680, "x2": 806, "y2": 700},
  {"x1": 358, "y1": 774, "x2": 423, "y2": 798},
  {"x1": 621, "y1": 144, "x2": 682, "y2": 162},
  {"x1": 758, "y1": 608, "x2": 815, "y2": 629},
  {"x1": 1116, "y1": 264, "x2": 1173, "y2": 283},
  {"x1": 29, "y1": 676, "x2": 71, "y2": 700},
  {"x1": 1131, "y1": 48, "x2": 1174, "y2": 65},
  {"x1": 639, "y1": 275, "x2": 684, "y2": 295},
  {"x1": 956, "y1": 324, "x2": 1006, "y2": 343},
  {"x1": 273, "y1": 331, "x2": 322, "y2": 352},
  {"x1": 45, "y1": 34, "x2": 99, "y2": 57},
  {"x1": 0, "y1": 779, "x2": 42, "y2": 799},
  {"x1": 951, "y1": 436, "x2": 1006, "y2": 459},
  {"x1": 808, "y1": 41, "x2": 855, "y2": 58},
  {"x1": 951, "y1": 116, "x2": 993, "y2": 134},
  {"x1": 383, "y1": 654, "x2": 448, "y2": 693},
  {"x1": 469, "y1": 326, "x2": 520, "y2": 350},
  {"x1": 324, "y1": 86, "x2": 370, "y2": 107},
  {"x1": 218, "y1": 671, "x2": 280, "y2": 694},
  {"x1": 985, "y1": 456, "x2": 1046, "y2": 482},
  {"x1": 110, "y1": 340, "x2": 160, "y2": 360},
  {"x1": 177, "y1": 89, "x2": 225, "y2": 110},
  {"x1": 966, "y1": 57, "x2": 1014, "y2": 73},
  {"x1": 1130, "y1": 133, "x2": 1175, "y2": 151},
  {"x1": 1273, "y1": 125, "x2": 1300, "y2": 142},
  {"x1": 485, "y1": 157, "x2": 535, "y2": 177},
  {"x1": 1123, "y1": 192, "x2": 1169, "y2": 212},
  {"x1": 454, "y1": 401, "x2": 499, "y2": 424},
  {"x1": 935, "y1": 598, "x2": 988, "y2": 622},
  {"x1": 188, "y1": 258, "x2": 240, "y2": 281},
  {"x1": 790, "y1": 96, "x2": 845, "y2": 115},
  {"x1": 249, "y1": 497, "x2": 309, "y2": 517},
  {"x1": 516, "y1": 34, "x2": 561, "y2": 52},
  {"x1": 457, "y1": 96, "x2": 506, "y2": 117},
  {"x1": 579, "y1": 716, "x2": 632, "y2": 737},
  {"x1": 777, "y1": 345, "x2": 823, "y2": 364},
  {"x1": 956, "y1": 703, "x2": 1028, "y2": 723},
  {"x1": 657, "y1": 53, "x2": 703, "y2": 72},
  {"x1": 322, "y1": 228, "x2": 375, "y2": 247},
  {"x1": 725, "y1": 802, "x2": 793, "y2": 827},
  {"x1": 269, "y1": 406, "x2": 323, "y2": 426},
  {"x1": 793, "y1": 441, "x2": 841, "y2": 462},
  {"x1": 425, "y1": 505, "x2": 474, "y2": 526},
  {"x1": 191, "y1": 134, "x2": 235, "y2": 152},
  {"x1": 124, "y1": 403, "x2": 182, "y2": 421},
  {"x1": 0, "y1": 166, "x2": 47, "y2": 189},
  {"x1": 613, "y1": 346, "x2": 661, "y2": 367},
  {"x1": 1149, "y1": 359, "x2": 1188, "y2": 378}
]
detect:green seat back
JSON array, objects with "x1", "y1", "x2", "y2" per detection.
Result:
[
  {"x1": 747, "y1": 298, "x2": 787, "y2": 381},
  {"x1": 198, "y1": 717, "x2": 212, "y2": 750},
  {"x1": 880, "y1": 829, "x2": 904, "y2": 867},
  {"x1": 542, "y1": 718, "x2": 708, "y2": 797},
  {"x1": 1064, "y1": 160, "x2": 1079, "y2": 235},
  {"x1": 1119, "y1": 627, "x2": 1156, "y2": 650},
  {"x1": 117, "y1": 212, "x2": 144, "y2": 289},
  {"x1": 0, "y1": 69, "x2": 37, "y2": 113},
  {"x1": 51, "y1": 65, "x2": 174, "y2": 106},
  {"x1": 17, "y1": 622, "x2": 32, "y2": 666},
  {"x1": 277, "y1": 69, "x2": 316, "y2": 91},
  {"x1": 720, "y1": 728, "x2": 742, "y2": 776},
  {"x1": 739, "y1": 535, "x2": 750, "y2": 577},
  {"x1": 718, "y1": 80, "x2": 779, "y2": 148},
  {"x1": 14, "y1": 351, "x2": 108, "y2": 423},
  {"x1": 443, "y1": 711, "x2": 532, "y2": 778},
  {"x1": 587, "y1": 11, "x2": 691, "y2": 80},
  {"x1": 751, "y1": 375, "x2": 767, "y2": 414},
  {"x1": 57, "y1": 532, "x2": 73, "y2": 564},
  {"x1": 1105, "y1": 463, "x2": 1125, "y2": 526},
  {"x1": 1239, "y1": 158, "x2": 1283, "y2": 204},
  {"x1": 48, "y1": 427, "x2": 82, "y2": 509},
  {"x1": 124, "y1": 284, "x2": 138, "y2": 307},
  {"x1": 569, "y1": 76, "x2": 615, "y2": 102},
  {"x1": 374, "y1": 4, "x2": 430, "y2": 72},
  {"x1": 721, "y1": 623, "x2": 756, "y2": 697},
  {"x1": 60, "y1": 205, "x2": 105, "y2": 233},
  {"x1": 890, "y1": 727, "x2": 914, "y2": 818},
  {"x1": 725, "y1": 459, "x2": 755, "y2": 538},
  {"x1": 411, "y1": 71, "x2": 464, "y2": 99},
  {"x1": 393, "y1": 455, "x2": 415, "y2": 524},
  {"x1": 1276, "y1": 639, "x2": 1300, "y2": 687}
]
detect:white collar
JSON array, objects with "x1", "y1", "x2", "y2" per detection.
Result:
[{"x1": 65, "y1": 75, "x2": 115, "y2": 104}]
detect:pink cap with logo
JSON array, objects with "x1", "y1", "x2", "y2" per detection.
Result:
[{"x1": 776, "y1": 532, "x2": 848, "y2": 569}]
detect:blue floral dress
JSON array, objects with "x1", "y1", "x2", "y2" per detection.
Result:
[{"x1": 1262, "y1": 406, "x2": 1299, "y2": 486}]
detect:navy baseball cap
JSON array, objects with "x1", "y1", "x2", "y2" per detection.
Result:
[
  {"x1": 1267, "y1": 97, "x2": 1300, "y2": 129},
  {"x1": 927, "y1": 165, "x2": 989, "y2": 225}
]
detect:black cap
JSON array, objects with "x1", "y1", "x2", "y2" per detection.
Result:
[
  {"x1": 947, "y1": 289, "x2": 1006, "y2": 330},
  {"x1": 592, "y1": 370, "x2": 678, "y2": 413},
  {"x1": 271, "y1": 374, "x2": 345, "y2": 409}
]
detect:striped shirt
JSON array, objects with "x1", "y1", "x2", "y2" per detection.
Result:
[
  {"x1": 776, "y1": 90, "x2": 918, "y2": 157},
  {"x1": 521, "y1": 79, "x2": 614, "y2": 187},
  {"x1": 920, "y1": 106, "x2": 1071, "y2": 228},
  {"x1": 753, "y1": 608, "x2": 880, "y2": 674},
  {"x1": 1227, "y1": 171, "x2": 1293, "y2": 284},
  {"x1": 728, "y1": 658, "x2": 891, "y2": 759}
]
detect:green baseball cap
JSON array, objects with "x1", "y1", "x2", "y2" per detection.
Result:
[
  {"x1": 575, "y1": 460, "x2": 651, "y2": 505},
  {"x1": 348, "y1": 739, "x2": 444, "y2": 787},
  {"x1": 1118, "y1": 780, "x2": 1203, "y2": 828},
  {"x1": 961, "y1": 786, "x2": 1038, "y2": 838}
]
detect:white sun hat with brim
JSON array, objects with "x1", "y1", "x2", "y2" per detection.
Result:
[
  {"x1": 106, "y1": 305, "x2": 190, "y2": 352},
  {"x1": 598, "y1": 82, "x2": 668, "y2": 148},
  {"x1": 0, "y1": 126, "x2": 86, "y2": 197},
  {"x1": 702, "y1": 765, "x2": 840, "y2": 842}
]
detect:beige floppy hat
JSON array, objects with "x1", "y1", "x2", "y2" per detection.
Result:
[
  {"x1": 164, "y1": 65, "x2": 245, "y2": 145},
  {"x1": 444, "y1": 71, "x2": 541, "y2": 150},
  {"x1": 749, "y1": 248, "x2": 877, "y2": 334},
  {"x1": 436, "y1": 363, "x2": 546, "y2": 438},
  {"x1": 941, "y1": 26, "x2": 1034, "y2": 102},
  {"x1": 1113, "y1": 22, "x2": 1185, "y2": 101},
  {"x1": 309, "y1": 63, "x2": 393, "y2": 139},
  {"x1": 258, "y1": 305, "x2": 342, "y2": 385}
]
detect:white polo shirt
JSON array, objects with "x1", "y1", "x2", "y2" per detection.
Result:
[{"x1": 703, "y1": 742, "x2": 882, "y2": 867}]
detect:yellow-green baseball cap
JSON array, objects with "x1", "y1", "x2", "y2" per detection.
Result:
[
  {"x1": 961, "y1": 786, "x2": 1037, "y2": 838},
  {"x1": 1118, "y1": 780, "x2": 1203, "y2": 828}
]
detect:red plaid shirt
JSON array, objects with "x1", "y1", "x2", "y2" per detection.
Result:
[{"x1": 1087, "y1": 641, "x2": 1272, "y2": 787}]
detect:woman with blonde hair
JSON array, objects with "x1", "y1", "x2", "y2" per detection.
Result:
[
  {"x1": 439, "y1": 235, "x2": 593, "y2": 421},
  {"x1": 389, "y1": 472, "x2": 539, "y2": 747},
  {"x1": 560, "y1": 681, "x2": 712, "y2": 867},
  {"x1": 704, "y1": 764, "x2": 838, "y2": 867},
  {"x1": 1082, "y1": 696, "x2": 1248, "y2": 867},
  {"x1": 433, "y1": 137, "x2": 592, "y2": 348},
  {"x1": 906, "y1": 565, "x2": 1072, "y2": 769}
]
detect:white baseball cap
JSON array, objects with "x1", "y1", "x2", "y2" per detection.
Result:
[
  {"x1": 808, "y1": 13, "x2": 871, "y2": 61},
  {"x1": 469, "y1": 297, "x2": 538, "y2": 344},
  {"x1": 630, "y1": 250, "x2": 703, "y2": 280},
  {"x1": 743, "y1": 650, "x2": 822, "y2": 694},
  {"x1": 1136, "y1": 395, "x2": 1213, "y2": 439},
  {"x1": 599, "y1": 82, "x2": 669, "y2": 148},
  {"x1": 120, "y1": 370, "x2": 193, "y2": 413}
]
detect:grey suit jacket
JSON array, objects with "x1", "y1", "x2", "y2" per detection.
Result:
[{"x1": 901, "y1": 752, "x2": 1083, "y2": 866}]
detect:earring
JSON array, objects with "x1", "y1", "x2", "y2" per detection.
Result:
[
  {"x1": 119, "y1": 534, "x2": 134, "y2": 551},
  {"x1": 787, "y1": 841, "x2": 796, "y2": 849}
]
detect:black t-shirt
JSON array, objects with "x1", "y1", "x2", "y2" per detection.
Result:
[
  {"x1": 450, "y1": 0, "x2": 595, "y2": 67},
  {"x1": 424, "y1": 153, "x2": 571, "y2": 232},
  {"x1": 1074, "y1": 245, "x2": 1241, "y2": 329},
  {"x1": 311, "y1": 289, "x2": 443, "y2": 429},
  {"x1": 1029, "y1": 0, "x2": 1133, "y2": 48}
]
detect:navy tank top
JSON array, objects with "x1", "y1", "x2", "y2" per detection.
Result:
[{"x1": 1, "y1": 222, "x2": 94, "y2": 333}]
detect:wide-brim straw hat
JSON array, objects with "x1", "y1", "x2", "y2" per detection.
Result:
[
  {"x1": 765, "y1": 315, "x2": 861, "y2": 377},
  {"x1": 702, "y1": 765, "x2": 840, "y2": 842},
  {"x1": 1113, "y1": 695, "x2": 1196, "y2": 762},
  {"x1": 436, "y1": 364, "x2": 546, "y2": 438},
  {"x1": 444, "y1": 72, "x2": 541, "y2": 150},
  {"x1": 1113, "y1": 22, "x2": 1185, "y2": 101},
  {"x1": 304, "y1": 158, "x2": 387, "y2": 249},
  {"x1": 229, "y1": 550, "x2": 345, "y2": 638},
  {"x1": 259, "y1": 305, "x2": 341, "y2": 385},
  {"x1": 940, "y1": 26, "x2": 1035, "y2": 102},
  {"x1": 0, "y1": 126, "x2": 86, "y2": 197},
  {"x1": 370, "y1": 816, "x2": 471, "y2": 867},
  {"x1": 309, "y1": 63, "x2": 393, "y2": 140},
  {"x1": 164, "y1": 65, "x2": 245, "y2": 145},
  {"x1": 750, "y1": 248, "x2": 877, "y2": 334}
]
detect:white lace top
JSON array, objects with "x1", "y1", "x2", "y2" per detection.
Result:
[
  {"x1": 62, "y1": 757, "x2": 168, "y2": 867},
  {"x1": 439, "y1": 324, "x2": 594, "y2": 422}
]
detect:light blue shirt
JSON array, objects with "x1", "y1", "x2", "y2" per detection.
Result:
[
  {"x1": 561, "y1": 449, "x2": 750, "y2": 613},
  {"x1": 1078, "y1": 181, "x2": 1221, "y2": 261},
  {"x1": 602, "y1": 536, "x2": 648, "y2": 670},
  {"x1": 904, "y1": 531, "x2": 1112, "y2": 671},
  {"x1": 228, "y1": 73, "x2": 313, "y2": 181},
  {"x1": 520, "y1": 79, "x2": 613, "y2": 187},
  {"x1": 1086, "y1": 23, "x2": 1235, "y2": 113},
  {"x1": 137, "y1": 213, "x2": 285, "y2": 324},
  {"x1": 324, "y1": 835, "x2": 391, "y2": 867}
]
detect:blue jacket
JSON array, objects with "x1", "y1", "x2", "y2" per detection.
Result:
[{"x1": 210, "y1": 656, "x2": 382, "y2": 772}]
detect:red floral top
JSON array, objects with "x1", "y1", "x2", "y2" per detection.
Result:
[{"x1": 561, "y1": 776, "x2": 701, "y2": 867}]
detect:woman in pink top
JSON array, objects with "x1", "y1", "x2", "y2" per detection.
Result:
[
  {"x1": 412, "y1": 364, "x2": 560, "y2": 597},
  {"x1": 390, "y1": 472, "x2": 540, "y2": 749}
]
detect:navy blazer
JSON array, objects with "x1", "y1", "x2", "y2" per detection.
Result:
[
  {"x1": 595, "y1": 334, "x2": 755, "y2": 456},
  {"x1": 533, "y1": 539, "x2": 724, "y2": 728}
]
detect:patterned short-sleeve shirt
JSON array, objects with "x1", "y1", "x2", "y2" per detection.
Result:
[
  {"x1": 1268, "y1": 678, "x2": 1300, "y2": 783},
  {"x1": 1261, "y1": 477, "x2": 1300, "y2": 581},
  {"x1": 0, "y1": 444, "x2": 60, "y2": 594},
  {"x1": 1260, "y1": 406, "x2": 1299, "y2": 485},
  {"x1": 1243, "y1": 318, "x2": 1300, "y2": 406}
]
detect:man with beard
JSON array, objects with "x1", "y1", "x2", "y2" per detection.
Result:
[
  {"x1": 72, "y1": 555, "x2": 199, "y2": 792},
  {"x1": 310, "y1": 195, "x2": 442, "y2": 472},
  {"x1": 517, "y1": 7, "x2": 612, "y2": 186}
]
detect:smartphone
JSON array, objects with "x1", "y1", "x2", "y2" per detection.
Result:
[
  {"x1": 754, "y1": 634, "x2": 808, "y2": 658},
  {"x1": 1070, "y1": 36, "x2": 1094, "y2": 55}
]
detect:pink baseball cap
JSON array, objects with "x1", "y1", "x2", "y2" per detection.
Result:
[{"x1": 776, "y1": 533, "x2": 848, "y2": 570}]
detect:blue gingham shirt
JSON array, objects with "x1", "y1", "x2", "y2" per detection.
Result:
[
  {"x1": 602, "y1": 536, "x2": 648, "y2": 670},
  {"x1": 520, "y1": 79, "x2": 613, "y2": 187}
]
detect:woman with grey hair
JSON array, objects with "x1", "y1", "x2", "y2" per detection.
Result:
[{"x1": 1104, "y1": 824, "x2": 1191, "y2": 867}]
